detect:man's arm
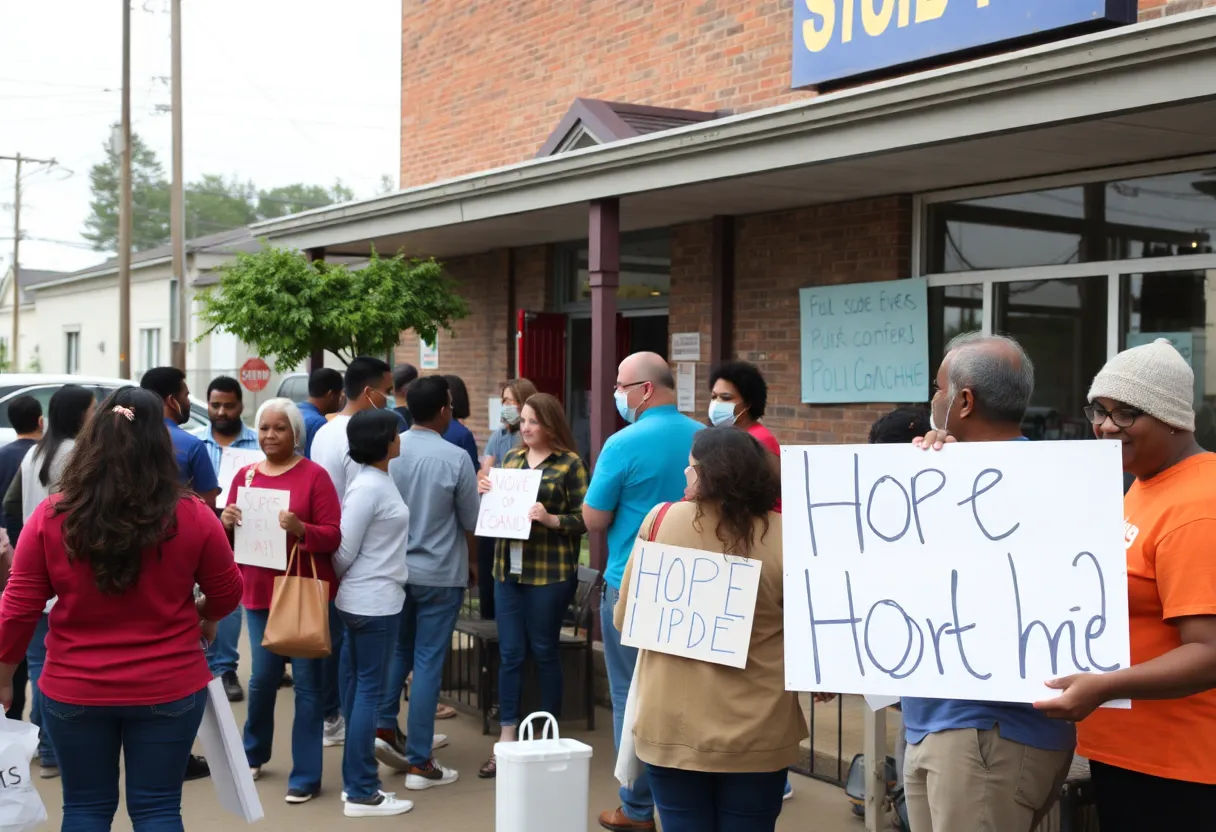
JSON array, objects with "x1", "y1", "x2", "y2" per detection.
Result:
[
  {"x1": 190, "y1": 442, "x2": 220, "y2": 508},
  {"x1": 582, "y1": 442, "x2": 624, "y2": 534}
]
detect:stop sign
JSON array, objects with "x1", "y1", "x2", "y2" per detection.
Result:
[{"x1": 240, "y1": 357, "x2": 271, "y2": 392}]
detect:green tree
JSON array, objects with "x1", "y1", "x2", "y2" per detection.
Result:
[
  {"x1": 257, "y1": 181, "x2": 355, "y2": 219},
  {"x1": 186, "y1": 174, "x2": 258, "y2": 238},
  {"x1": 196, "y1": 245, "x2": 469, "y2": 370},
  {"x1": 82, "y1": 127, "x2": 171, "y2": 251}
]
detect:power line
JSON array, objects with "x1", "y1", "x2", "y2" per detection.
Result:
[{"x1": 0, "y1": 153, "x2": 58, "y2": 368}]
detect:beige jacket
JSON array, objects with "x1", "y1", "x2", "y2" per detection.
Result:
[{"x1": 614, "y1": 500, "x2": 808, "y2": 773}]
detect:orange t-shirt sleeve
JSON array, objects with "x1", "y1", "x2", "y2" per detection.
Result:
[{"x1": 1155, "y1": 518, "x2": 1216, "y2": 621}]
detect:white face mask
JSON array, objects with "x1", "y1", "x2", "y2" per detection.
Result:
[
  {"x1": 930, "y1": 394, "x2": 954, "y2": 434},
  {"x1": 707, "y1": 400, "x2": 739, "y2": 427}
]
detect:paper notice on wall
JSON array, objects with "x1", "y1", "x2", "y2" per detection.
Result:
[
  {"x1": 232, "y1": 487, "x2": 290, "y2": 571},
  {"x1": 780, "y1": 440, "x2": 1130, "y2": 706},
  {"x1": 420, "y1": 338, "x2": 439, "y2": 370},
  {"x1": 475, "y1": 468, "x2": 543, "y2": 540},
  {"x1": 216, "y1": 447, "x2": 266, "y2": 507},
  {"x1": 676, "y1": 362, "x2": 696, "y2": 413},
  {"x1": 621, "y1": 541, "x2": 761, "y2": 669},
  {"x1": 671, "y1": 332, "x2": 701, "y2": 362}
]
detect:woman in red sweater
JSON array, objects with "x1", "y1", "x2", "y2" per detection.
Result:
[
  {"x1": 0, "y1": 387, "x2": 243, "y2": 831},
  {"x1": 220, "y1": 397, "x2": 341, "y2": 805}
]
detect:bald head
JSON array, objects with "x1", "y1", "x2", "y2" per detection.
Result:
[
  {"x1": 942, "y1": 332, "x2": 1034, "y2": 426},
  {"x1": 618, "y1": 352, "x2": 676, "y2": 390}
]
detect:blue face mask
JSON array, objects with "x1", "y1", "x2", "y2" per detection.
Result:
[
  {"x1": 614, "y1": 389, "x2": 637, "y2": 424},
  {"x1": 708, "y1": 400, "x2": 739, "y2": 427}
]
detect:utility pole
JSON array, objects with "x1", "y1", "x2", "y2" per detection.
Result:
[
  {"x1": 170, "y1": 0, "x2": 187, "y2": 370},
  {"x1": 118, "y1": 0, "x2": 133, "y2": 379},
  {"x1": 0, "y1": 153, "x2": 57, "y2": 371}
]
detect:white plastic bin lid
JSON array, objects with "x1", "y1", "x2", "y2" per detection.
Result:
[{"x1": 495, "y1": 711, "x2": 594, "y2": 764}]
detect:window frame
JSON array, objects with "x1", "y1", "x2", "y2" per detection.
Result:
[{"x1": 63, "y1": 328, "x2": 80, "y2": 375}]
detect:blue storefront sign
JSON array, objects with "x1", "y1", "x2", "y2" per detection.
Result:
[{"x1": 792, "y1": 0, "x2": 1137, "y2": 89}]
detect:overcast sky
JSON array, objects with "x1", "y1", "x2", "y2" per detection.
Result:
[{"x1": 1, "y1": 0, "x2": 400, "y2": 273}]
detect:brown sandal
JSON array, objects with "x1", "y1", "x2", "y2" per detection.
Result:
[
  {"x1": 435, "y1": 704, "x2": 457, "y2": 720},
  {"x1": 478, "y1": 755, "x2": 497, "y2": 779}
]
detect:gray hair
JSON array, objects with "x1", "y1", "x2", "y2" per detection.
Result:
[
  {"x1": 254, "y1": 397, "x2": 307, "y2": 453},
  {"x1": 943, "y1": 332, "x2": 1035, "y2": 425}
]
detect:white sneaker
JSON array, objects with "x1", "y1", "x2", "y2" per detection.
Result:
[
  {"x1": 432, "y1": 733, "x2": 449, "y2": 750},
  {"x1": 341, "y1": 789, "x2": 397, "y2": 803},
  {"x1": 343, "y1": 793, "x2": 413, "y2": 817},
  {"x1": 404, "y1": 759, "x2": 459, "y2": 791},
  {"x1": 323, "y1": 715, "x2": 346, "y2": 747}
]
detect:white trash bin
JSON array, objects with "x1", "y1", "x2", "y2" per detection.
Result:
[{"x1": 495, "y1": 711, "x2": 593, "y2": 832}]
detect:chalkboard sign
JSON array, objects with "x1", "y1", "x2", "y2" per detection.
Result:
[{"x1": 799, "y1": 278, "x2": 929, "y2": 404}]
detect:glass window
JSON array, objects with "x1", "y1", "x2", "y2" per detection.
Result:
[
  {"x1": 1107, "y1": 172, "x2": 1216, "y2": 259},
  {"x1": 928, "y1": 284, "x2": 983, "y2": 379},
  {"x1": 140, "y1": 328, "x2": 161, "y2": 375},
  {"x1": 0, "y1": 385, "x2": 62, "y2": 429},
  {"x1": 64, "y1": 332, "x2": 80, "y2": 375},
  {"x1": 559, "y1": 233, "x2": 671, "y2": 305},
  {"x1": 1120, "y1": 269, "x2": 1216, "y2": 451}
]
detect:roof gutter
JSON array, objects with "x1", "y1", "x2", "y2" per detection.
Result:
[{"x1": 253, "y1": 10, "x2": 1216, "y2": 241}]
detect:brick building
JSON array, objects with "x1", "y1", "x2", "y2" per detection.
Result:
[{"x1": 258, "y1": 0, "x2": 1216, "y2": 493}]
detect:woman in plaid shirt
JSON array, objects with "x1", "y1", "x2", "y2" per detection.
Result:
[{"x1": 476, "y1": 392, "x2": 588, "y2": 778}]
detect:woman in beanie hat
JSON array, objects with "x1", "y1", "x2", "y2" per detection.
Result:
[{"x1": 1034, "y1": 338, "x2": 1216, "y2": 829}]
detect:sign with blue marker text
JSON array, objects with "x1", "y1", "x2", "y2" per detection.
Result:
[
  {"x1": 621, "y1": 542, "x2": 762, "y2": 669},
  {"x1": 792, "y1": 1, "x2": 1137, "y2": 89},
  {"x1": 780, "y1": 440, "x2": 1130, "y2": 705},
  {"x1": 800, "y1": 278, "x2": 928, "y2": 404}
]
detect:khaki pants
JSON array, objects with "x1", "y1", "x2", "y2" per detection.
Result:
[{"x1": 904, "y1": 728, "x2": 1073, "y2": 832}]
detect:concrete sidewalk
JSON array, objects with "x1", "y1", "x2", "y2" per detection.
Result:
[{"x1": 30, "y1": 679, "x2": 868, "y2": 831}]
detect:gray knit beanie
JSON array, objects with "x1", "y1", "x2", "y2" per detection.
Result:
[{"x1": 1087, "y1": 338, "x2": 1195, "y2": 431}]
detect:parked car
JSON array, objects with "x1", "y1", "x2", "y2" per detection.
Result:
[
  {"x1": 0, "y1": 374, "x2": 211, "y2": 447},
  {"x1": 276, "y1": 372, "x2": 309, "y2": 403}
]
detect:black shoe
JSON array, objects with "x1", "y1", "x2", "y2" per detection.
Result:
[
  {"x1": 222, "y1": 671, "x2": 244, "y2": 702},
  {"x1": 184, "y1": 755, "x2": 210, "y2": 781}
]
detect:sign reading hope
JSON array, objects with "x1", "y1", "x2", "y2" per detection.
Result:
[
  {"x1": 475, "y1": 468, "x2": 543, "y2": 541},
  {"x1": 780, "y1": 441, "x2": 1130, "y2": 705},
  {"x1": 621, "y1": 541, "x2": 762, "y2": 669},
  {"x1": 233, "y1": 487, "x2": 290, "y2": 571}
]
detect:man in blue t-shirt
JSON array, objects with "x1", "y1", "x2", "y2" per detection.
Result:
[
  {"x1": 583, "y1": 352, "x2": 703, "y2": 832},
  {"x1": 141, "y1": 367, "x2": 219, "y2": 506},
  {"x1": 909, "y1": 332, "x2": 1074, "y2": 832},
  {"x1": 297, "y1": 368, "x2": 343, "y2": 458}
]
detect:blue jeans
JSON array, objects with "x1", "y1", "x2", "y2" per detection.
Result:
[
  {"x1": 26, "y1": 612, "x2": 56, "y2": 767},
  {"x1": 602, "y1": 584, "x2": 653, "y2": 822},
  {"x1": 206, "y1": 606, "x2": 243, "y2": 676},
  {"x1": 243, "y1": 606, "x2": 326, "y2": 793},
  {"x1": 43, "y1": 688, "x2": 207, "y2": 831},
  {"x1": 495, "y1": 576, "x2": 575, "y2": 726},
  {"x1": 378, "y1": 585, "x2": 464, "y2": 766},
  {"x1": 339, "y1": 609, "x2": 398, "y2": 799},
  {"x1": 646, "y1": 764, "x2": 787, "y2": 832},
  {"x1": 325, "y1": 603, "x2": 345, "y2": 720}
]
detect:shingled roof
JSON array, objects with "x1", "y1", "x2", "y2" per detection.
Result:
[{"x1": 536, "y1": 98, "x2": 722, "y2": 157}]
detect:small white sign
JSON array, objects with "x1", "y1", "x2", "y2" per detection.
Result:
[
  {"x1": 621, "y1": 541, "x2": 762, "y2": 669},
  {"x1": 420, "y1": 338, "x2": 439, "y2": 370},
  {"x1": 488, "y1": 397, "x2": 503, "y2": 433},
  {"x1": 475, "y1": 468, "x2": 543, "y2": 540},
  {"x1": 198, "y1": 678, "x2": 264, "y2": 822},
  {"x1": 676, "y1": 362, "x2": 696, "y2": 413},
  {"x1": 671, "y1": 332, "x2": 701, "y2": 362},
  {"x1": 233, "y1": 487, "x2": 290, "y2": 571},
  {"x1": 216, "y1": 447, "x2": 266, "y2": 507}
]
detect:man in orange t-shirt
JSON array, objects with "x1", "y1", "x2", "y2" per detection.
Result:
[{"x1": 1035, "y1": 338, "x2": 1216, "y2": 831}]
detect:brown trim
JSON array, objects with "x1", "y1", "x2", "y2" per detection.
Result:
[
  {"x1": 305, "y1": 247, "x2": 326, "y2": 373},
  {"x1": 710, "y1": 215, "x2": 735, "y2": 366},
  {"x1": 587, "y1": 198, "x2": 620, "y2": 577}
]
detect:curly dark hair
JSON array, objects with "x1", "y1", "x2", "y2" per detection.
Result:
[
  {"x1": 869, "y1": 406, "x2": 931, "y2": 445},
  {"x1": 54, "y1": 387, "x2": 184, "y2": 595},
  {"x1": 690, "y1": 427, "x2": 779, "y2": 556},
  {"x1": 708, "y1": 360, "x2": 768, "y2": 421}
]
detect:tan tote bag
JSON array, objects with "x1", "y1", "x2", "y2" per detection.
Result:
[{"x1": 261, "y1": 545, "x2": 331, "y2": 659}]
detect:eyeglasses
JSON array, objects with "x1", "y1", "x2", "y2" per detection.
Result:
[
  {"x1": 1083, "y1": 404, "x2": 1144, "y2": 428},
  {"x1": 614, "y1": 381, "x2": 648, "y2": 393}
]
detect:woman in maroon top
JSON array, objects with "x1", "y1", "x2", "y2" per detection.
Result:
[
  {"x1": 220, "y1": 397, "x2": 341, "y2": 805},
  {"x1": 0, "y1": 387, "x2": 242, "y2": 831}
]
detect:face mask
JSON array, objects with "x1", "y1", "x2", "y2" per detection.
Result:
[
  {"x1": 708, "y1": 400, "x2": 739, "y2": 427},
  {"x1": 615, "y1": 389, "x2": 638, "y2": 424},
  {"x1": 930, "y1": 394, "x2": 955, "y2": 434},
  {"x1": 500, "y1": 405, "x2": 520, "y2": 426}
]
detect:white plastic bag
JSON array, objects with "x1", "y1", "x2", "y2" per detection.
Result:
[
  {"x1": 0, "y1": 717, "x2": 47, "y2": 831},
  {"x1": 613, "y1": 662, "x2": 643, "y2": 789}
]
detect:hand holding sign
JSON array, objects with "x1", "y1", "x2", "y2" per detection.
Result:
[
  {"x1": 475, "y1": 468, "x2": 543, "y2": 541},
  {"x1": 233, "y1": 487, "x2": 291, "y2": 571}
]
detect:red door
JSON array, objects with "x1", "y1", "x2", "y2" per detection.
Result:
[{"x1": 516, "y1": 311, "x2": 567, "y2": 403}]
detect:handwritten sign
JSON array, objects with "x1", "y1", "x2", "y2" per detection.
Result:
[
  {"x1": 621, "y1": 541, "x2": 761, "y2": 669},
  {"x1": 780, "y1": 440, "x2": 1130, "y2": 705},
  {"x1": 475, "y1": 468, "x2": 543, "y2": 541},
  {"x1": 799, "y1": 278, "x2": 929, "y2": 404},
  {"x1": 233, "y1": 487, "x2": 290, "y2": 571},
  {"x1": 216, "y1": 447, "x2": 266, "y2": 506}
]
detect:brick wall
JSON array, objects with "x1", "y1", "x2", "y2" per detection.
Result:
[{"x1": 399, "y1": 1, "x2": 1215, "y2": 188}]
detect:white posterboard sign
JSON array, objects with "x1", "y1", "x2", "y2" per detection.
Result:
[
  {"x1": 232, "y1": 487, "x2": 290, "y2": 571},
  {"x1": 216, "y1": 447, "x2": 266, "y2": 507},
  {"x1": 475, "y1": 468, "x2": 543, "y2": 540},
  {"x1": 621, "y1": 541, "x2": 762, "y2": 669},
  {"x1": 781, "y1": 440, "x2": 1130, "y2": 706},
  {"x1": 198, "y1": 677, "x2": 264, "y2": 822}
]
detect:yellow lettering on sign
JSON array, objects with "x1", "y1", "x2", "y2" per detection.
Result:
[
  {"x1": 898, "y1": 0, "x2": 912, "y2": 27},
  {"x1": 802, "y1": 0, "x2": 835, "y2": 53},
  {"x1": 842, "y1": 0, "x2": 855, "y2": 43},
  {"x1": 862, "y1": 0, "x2": 896, "y2": 36},
  {"x1": 915, "y1": 0, "x2": 949, "y2": 22},
  {"x1": 977, "y1": 0, "x2": 989, "y2": 6}
]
